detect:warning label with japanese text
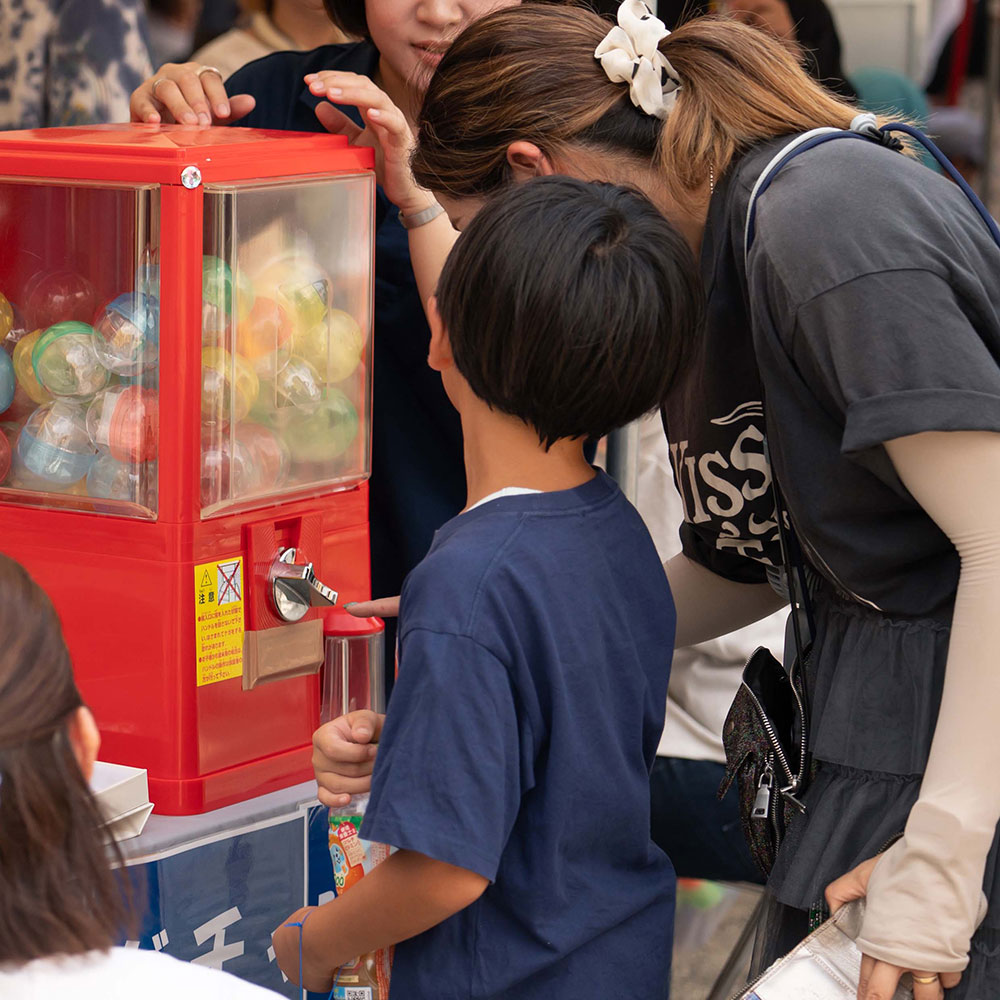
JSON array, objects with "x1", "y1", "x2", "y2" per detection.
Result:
[{"x1": 194, "y1": 557, "x2": 245, "y2": 686}]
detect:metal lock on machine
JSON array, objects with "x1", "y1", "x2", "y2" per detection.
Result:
[{"x1": 269, "y1": 547, "x2": 338, "y2": 622}]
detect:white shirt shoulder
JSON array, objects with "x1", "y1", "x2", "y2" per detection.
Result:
[{"x1": 0, "y1": 948, "x2": 282, "y2": 999}]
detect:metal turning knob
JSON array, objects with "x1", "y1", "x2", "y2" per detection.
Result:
[{"x1": 269, "y1": 547, "x2": 338, "y2": 623}]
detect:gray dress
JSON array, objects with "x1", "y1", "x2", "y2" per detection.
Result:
[{"x1": 663, "y1": 134, "x2": 1000, "y2": 993}]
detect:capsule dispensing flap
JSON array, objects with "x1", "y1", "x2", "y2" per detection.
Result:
[{"x1": 321, "y1": 607, "x2": 385, "y2": 722}]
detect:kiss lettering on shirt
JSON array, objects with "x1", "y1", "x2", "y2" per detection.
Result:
[{"x1": 668, "y1": 400, "x2": 778, "y2": 564}]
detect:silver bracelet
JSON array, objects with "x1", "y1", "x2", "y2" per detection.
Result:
[{"x1": 399, "y1": 201, "x2": 445, "y2": 229}]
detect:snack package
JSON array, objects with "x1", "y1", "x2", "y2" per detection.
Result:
[
  {"x1": 740, "y1": 900, "x2": 911, "y2": 1000},
  {"x1": 328, "y1": 794, "x2": 392, "y2": 1000}
]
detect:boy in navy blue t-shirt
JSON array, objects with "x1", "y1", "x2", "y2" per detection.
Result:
[{"x1": 272, "y1": 177, "x2": 704, "y2": 998}]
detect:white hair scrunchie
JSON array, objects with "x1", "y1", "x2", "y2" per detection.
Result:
[{"x1": 594, "y1": 0, "x2": 681, "y2": 120}]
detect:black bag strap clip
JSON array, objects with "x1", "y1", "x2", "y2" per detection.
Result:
[{"x1": 850, "y1": 113, "x2": 905, "y2": 151}]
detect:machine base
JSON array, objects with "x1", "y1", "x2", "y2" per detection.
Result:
[{"x1": 147, "y1": 743, "x2": 315, "y2": 815}]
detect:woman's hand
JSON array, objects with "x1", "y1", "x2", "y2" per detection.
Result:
[
  {"x1": 129, "y1": 64, "x2": 256, "y2": 125},
  {"x1": 825, "y1": 856, "x2": 963, "y2": 1000},
  {"x1": 305, "y1": 71, "x2": 434, "y2": 215},
  {"x1": 312, "y1": 710, "x2": 386, "y2": 808}
]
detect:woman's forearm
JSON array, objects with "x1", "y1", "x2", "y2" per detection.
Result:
[
  {"x1": 857, "y1": 430, "x2": 1000, "y2": 971},
  {"x1": 665, "y1": 551, "x2": 787, "y2": 648},
  {"x1": 407, "y1": 211, "x2": 460, "y2": 315}
]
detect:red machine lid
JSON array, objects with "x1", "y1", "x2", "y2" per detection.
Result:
[
  {"x1": 0, "y1": 123, "x2": 373, "y2": 183},
  {"x1": 0, "y1": 123, "x2": 348, "y2": 157},
  {"x1": 323, "y1": 606, "x2": 384, "y2": 636}
]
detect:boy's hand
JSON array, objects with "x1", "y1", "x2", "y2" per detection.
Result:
[
  {"x1": 313, "y1": 710, "x2": 386, "y2": 808},
  {"x1": 271, "y1": 906, "x2": 335, "y2": 992},
  {"x1": 345, "y1": 596, "x2": 400, "y2": 618}
]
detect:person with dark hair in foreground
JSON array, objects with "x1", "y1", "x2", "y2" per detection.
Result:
[
  {"x1": 0, "y1": 553, "x2": 280, "y2": 999},
  {"x1": 271, "y1": 176, "x2": 704, "y2": 997}
]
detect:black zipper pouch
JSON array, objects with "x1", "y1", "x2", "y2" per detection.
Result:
[{"x1": 719, "y1": 645, "x2": 810, "y2": 877}]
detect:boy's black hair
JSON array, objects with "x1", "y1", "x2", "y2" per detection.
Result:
[
  {"x1": 322, "y1": 0, "x2": 369, "y2": 39},
  {"x1": 435, "y1": 176, "x2": 704, "y2": 448}
]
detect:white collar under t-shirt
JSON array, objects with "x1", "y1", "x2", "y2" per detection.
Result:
[{"x1": 465, "y1": 487, "x2": 542, "y2": 513}]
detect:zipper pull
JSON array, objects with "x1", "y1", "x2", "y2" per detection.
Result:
[
  {"x1": 752, "y1": 767, "x2": 774, "y2": 820},
  {"x1": 780, "y1": 786, "x2": 807, "y2": 814}
]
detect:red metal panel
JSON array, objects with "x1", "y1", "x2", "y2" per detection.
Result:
[{"x1": 157, "y1": 181, "x2": 201, "y2": 524}]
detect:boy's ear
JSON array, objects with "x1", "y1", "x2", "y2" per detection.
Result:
[
  {"x1": 506, "y1": 141, "x2": 557, "y2": 183},
  {"x1": 426, "y1": 296, "x2": 454, "y2": 372}
]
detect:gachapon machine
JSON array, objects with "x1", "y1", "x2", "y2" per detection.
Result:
[{"x1": 0, "y1": 125, "x2": 375, "y2": 814}]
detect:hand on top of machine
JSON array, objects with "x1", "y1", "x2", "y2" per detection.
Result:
[{"x1": 130, "y1": 62, "x2": 256, "y2": 127}]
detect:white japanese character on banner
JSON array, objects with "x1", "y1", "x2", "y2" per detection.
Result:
[{"x1": 191, "y1": 906, "x2": 244, "y2": 969}]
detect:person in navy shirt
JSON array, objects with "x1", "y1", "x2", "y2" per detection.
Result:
[{"x1": 270, "y1": 177, "x2": 704, "y2": 997}]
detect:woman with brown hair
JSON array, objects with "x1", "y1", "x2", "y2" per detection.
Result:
[
  {"x1": 0, "y1": 553, "x2": 280, "y2": 998},
  {"x1": 308, "y1": 3, "x2": 1000, "y2": 997}
]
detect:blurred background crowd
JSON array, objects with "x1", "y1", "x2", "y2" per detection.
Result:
[{"x1": 0, "y1": 1, "x2": 347, "y2": 131}]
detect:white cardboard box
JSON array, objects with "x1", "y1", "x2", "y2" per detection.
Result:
[{"x1": 89, "y1": 761, "x2": 154, "y2": 841}]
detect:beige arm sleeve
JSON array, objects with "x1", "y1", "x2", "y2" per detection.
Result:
[
  {"x1": 664, "y1": 551, "x2": 787, "y2": 648},
  {"x1": 855, "y1": 430, "x2": 1000, "y2": 972}
]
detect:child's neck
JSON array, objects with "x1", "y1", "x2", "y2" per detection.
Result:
[{"x1": 460, "y1": 409, "x2": 595, "y2": 511}]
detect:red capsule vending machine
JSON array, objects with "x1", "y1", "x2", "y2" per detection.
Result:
[{"x1": 0, "y1": 125, "x2": 375, "y2": 814}]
